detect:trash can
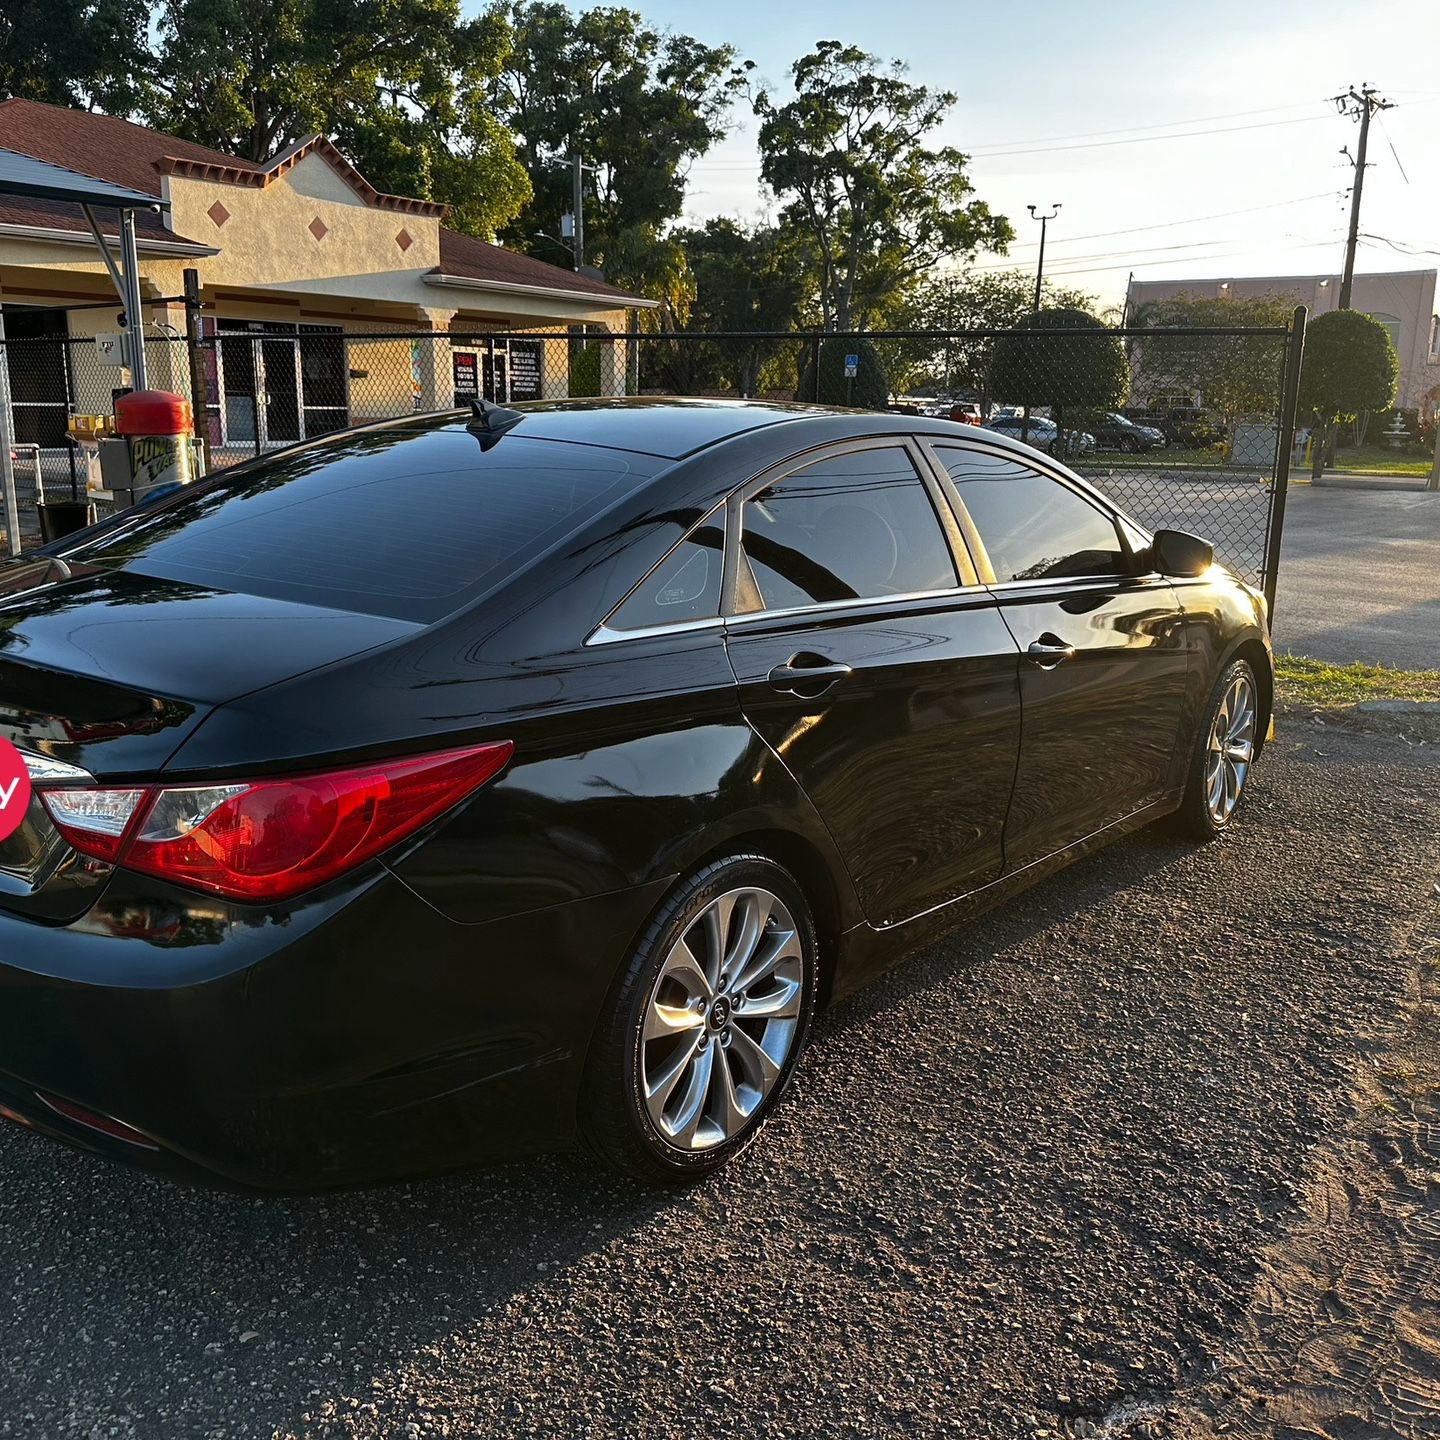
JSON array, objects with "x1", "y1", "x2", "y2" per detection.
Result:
[{"x1": 36, "y1": 500, "x2": 97, "y2": 543}]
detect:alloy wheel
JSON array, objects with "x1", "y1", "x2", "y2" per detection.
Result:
[
  {"x1": 639, "y1": 886, "x2": 806, "y2": 1151},
  {"x1": 1205, "y1": 669, "x2": 1256, "y2": 824}
]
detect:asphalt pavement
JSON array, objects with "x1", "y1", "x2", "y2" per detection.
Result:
[
  {"x1": 2, "y1": 727, "x2": 1437, "y2": 1439},
  {"x1": 1089, "y1": 469, "x2": 1439, "y2": 669},
  {"x1": 1270, "y1": 485, "x2": 1440, "y2": 669}
]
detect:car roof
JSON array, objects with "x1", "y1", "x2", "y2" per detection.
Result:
[{"x1": 490, "y1": 396, "x2": 836, "y2": 459}]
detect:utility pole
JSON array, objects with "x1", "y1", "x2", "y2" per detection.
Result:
[
  {"x1": 570, "y1": 153, "x2": 585, "y2": 273},
  {"x1": 1027, "y1": 204, "x2": 1061, "y2": 312},
  {"x1": 1334, "y1": 85, "x2": 1391, "y2": 310}
]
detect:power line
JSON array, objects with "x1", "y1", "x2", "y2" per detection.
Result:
[
  {"x1": 1033, "y1": 236, "x2": 1347, "y2": 280},
  {"x1": 1359, "y1": 234, "x2": 1440, "y2": 258},
  {"x1": 970, "y1": 112, "x2": 1332, "y2": 160},
  {"x1": 1002, "y1": 190, "x2": 1340, "y2": 251},
  {"x1": 964, "y1": 100, "x2": 1323, "y2": 152},
  {"x1": 1377, "y1": 113, "x2": 1409, "y2": 183},
  {"x1": 969, "y1": 223, "x2": 1348, "y2": 275},
  {"x1": 689, "y1": 101, "x2": 1330, "y2": 170}
]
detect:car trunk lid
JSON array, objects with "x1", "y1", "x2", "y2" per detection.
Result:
[{"x1": 0, "y1": 565, "x2": 417, "y2": 919}]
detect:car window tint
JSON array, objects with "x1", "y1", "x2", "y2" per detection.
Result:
[
  {"x1": 610, "y1": 517, "x2": 725, "y2": 629},
  {"x1": 741, "y1": 447, "x2": 957, "y2": 609},
  {"x1": 935, "y1": 448, "x2": 1128, "y2": 583},
  {"x1": 69, "y1": 426, "x2": 664, "y2": 623}
]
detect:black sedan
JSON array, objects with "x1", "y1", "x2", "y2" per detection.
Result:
[{"x1": 0, "y1": 399, "x2": 1272, "y2": 1189}]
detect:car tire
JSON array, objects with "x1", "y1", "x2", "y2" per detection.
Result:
[
  {"x1": 580, "y1": 855, "x2": 818, "y2": 1185},
  {"x1": 1120, "y1": 435, "x2": 1138, "y2": 454},
  {"x1": 1168, "y1": 658, "x2": 1261, "y2": 840}
]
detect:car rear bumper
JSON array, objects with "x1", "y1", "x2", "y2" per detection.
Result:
[{"x1": 0, "y1": 867, "x2": 673, "y2": 1189}]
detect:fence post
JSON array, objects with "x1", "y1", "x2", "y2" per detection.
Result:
[
  {"x1": 1262, "y1": 304, "x2": 1308, "y2": 623},
  {"x1": 250, "y1": 335, "x2": 262, "y2": 456},
  {"x1": 0, "y1": 313, "x2": 19, "y2": 557},
  {"x1": 808, "y1": 333, "x2": 821, "y2": 401},
  {"x1": 182, "y1": 269, "x2": 212, "y2": 473}
]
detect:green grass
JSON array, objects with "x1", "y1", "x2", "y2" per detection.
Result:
[
  {"x1": 1073, "y1": 446, "x2": 1231, "y2": 471},
  {"x1": 1275, "y1": 653, "x2": 1440, "y2": 707},
  {"x1": 1330, "y1": 443, "x2": 1433, "y2": 478}
]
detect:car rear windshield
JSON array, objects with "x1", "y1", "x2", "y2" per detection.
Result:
[{"x1": 66, "y1": 424, "x2": 665, "y2": 623}]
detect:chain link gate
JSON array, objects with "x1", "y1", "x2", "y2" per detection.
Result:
[{"x1": 4, "y1": 310, "x2": 1305, "y2": 613}]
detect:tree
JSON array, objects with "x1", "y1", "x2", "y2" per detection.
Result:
[
  {"x1": 0, "y1": 0, "x2": 148, "y2": 111},
  {"x1": 990, "y1": 308, "x2": 1128, "y2": 450},
  {"x1": 143, "y1": 0, "x2": 530, "y2": 238},
  {"x1": 488, "y1": 3, "x2": 746, "y2": 288},
  {"x1": 1130, "y1": 291, "x2": 1295, "y2": 438},
  {"x1": 878, "y1": 268, "x2": 1099, "y2": 396},
  {"x1": 1298, "y1": 308, "x2": 1398, "y2": 477},
  {"x1": 755, "y1": 41, "x2": 1012, "y2": 331},
  {"x1": 660, "y1": 219, "x2": 811, "y2": 395}
]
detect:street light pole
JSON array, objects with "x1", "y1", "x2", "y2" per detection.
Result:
[{"x1": 1028, "y1": 203, "x2": 1061, "y2": 313}]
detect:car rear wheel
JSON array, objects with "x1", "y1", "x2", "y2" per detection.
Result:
[
  {"x1": 1169, "y1": 658, "x2": 1260, "y2": 839},
  {"x1": 581, "y1": 856, "x2": 818, "y2": 1184}
]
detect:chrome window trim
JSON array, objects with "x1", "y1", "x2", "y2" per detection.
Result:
[
  {"x1": 586, "y1": 499, "x2": 730, "y2": 647},
  {"x1": 984, "y1": 572, "x2": 1160, "y2": 593},
  {"x1": 586, "y1": 582, "x2": 994, "y2": 644},
  {"x1": 587, "y1": 615, "x2": 726, "y2": 646},
  {"x1": 724, "y1": 583, "x2": 991, "y2": 628},
  {"x1": 19, "y1": 753, "x2": 95, "y2": 785}
]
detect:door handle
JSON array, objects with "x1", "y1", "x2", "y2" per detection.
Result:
[
  {"x1": 1026, "y1": 636, "x2": 1076, "y2": 668},
  {"x1": 767, "y1": 654, "x2": 853, "y2": 695}
]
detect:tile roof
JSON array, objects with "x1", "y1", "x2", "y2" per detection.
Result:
[
  {"x1": 0, "y1": 98, "x2": 651, "y2": 304},
  {"x1": 435, "y1": 227, "x2": 649, "y2": 306},
  {"x1": 0, "y1": 97, "x2": 259, "y2": 198}
]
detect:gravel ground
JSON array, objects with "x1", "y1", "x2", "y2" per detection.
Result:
[{"x1": 1, "y1": 727, "x2": 1437, "y2": 1440}]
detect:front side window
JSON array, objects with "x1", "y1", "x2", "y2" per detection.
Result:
[
  {"x1": 609, "y1": 516, "x2": 725, "y2": 629},
  {"x1": 741, "y1": 447, "x2": 957, "y2": 610},
  {"x1": 935, "y1": 448, "x2": 1129, "y2": 583}
]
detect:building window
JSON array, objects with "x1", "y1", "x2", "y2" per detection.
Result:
[{"x1": 1366, "y1": 311, "x2": 1402, "y2": 354}]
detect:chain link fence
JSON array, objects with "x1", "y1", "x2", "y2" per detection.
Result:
[{"x1": 3, "y1": 314, "x2": 1305, "y2": 606}]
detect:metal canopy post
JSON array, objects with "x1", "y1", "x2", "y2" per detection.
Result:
[
  {"x1": 81, "y1": 202, "x2": 149, "y2": 391},
  {"x1": 120, "y1": 209, "x2": 148, "y2": 391}
]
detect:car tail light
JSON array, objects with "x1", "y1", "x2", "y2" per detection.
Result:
[{"x1": 37, "y1": 742, "x2": 513, "y2": 903}]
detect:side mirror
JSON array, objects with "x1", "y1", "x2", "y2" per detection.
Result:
[{"x1": 1150, "y1": 528, "x2": 1214, "y2": 578}]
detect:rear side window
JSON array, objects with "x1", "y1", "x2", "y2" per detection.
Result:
[
  {"x1": 69, "y1": 426, "x2": 663, "y2": 623},
  {"x1": 935, "y1": 448, "x2": 1128, "y2": 583},
  {"x1": 609, "y1": 516, "x2": 725, "y2": 630},
  {"x1": 741, "y1": 447, "x2": 957, "y2": 610}
]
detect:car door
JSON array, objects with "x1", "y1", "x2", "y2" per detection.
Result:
[
  {"x1": 926, "y1": 441, "x2": 1189, "y2": 870},
  {"x1": 723, "y1": 439, "x2": 1022, "y2": 928}
]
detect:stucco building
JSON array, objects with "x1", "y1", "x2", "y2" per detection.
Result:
[
  {"x1": 1126, "y1": 269, "x2": 1440, "y2": 412},
  {"x1": 0, "y1": 98, "x2": 653, "y2": 455}
]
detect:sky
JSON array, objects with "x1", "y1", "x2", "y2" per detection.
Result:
[{"x1": 556, "y1": 0, "x2": 1440, "y2": 307}]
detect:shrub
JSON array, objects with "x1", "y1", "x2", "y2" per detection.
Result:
[{"x1": 797, "y1": 337, "x2": 890, "y2": 408}]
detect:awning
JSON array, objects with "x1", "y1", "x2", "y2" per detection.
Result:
[
  {"x1": 0, "y1": 147, "x2": 168, "y2": 553},
  {"x1": 0, "y1": 146, "x2": 169, "y2": 211}
]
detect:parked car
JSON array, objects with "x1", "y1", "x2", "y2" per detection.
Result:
[
  {"x1": 1086, "y1": 412, "x2": 1167, "y2": 453},
  {"x1": 946, "y1": 402, "x2": 983, "y2": 425},
  {"x1": 983, "y1": 413, "x2": 1093, "y2": 457},
  {"x1": 1160, "y1": 407, "x2": 1226, "y2": 449},
  {"x1": 0, "y1": 398, "x2": 1272, "y2": 1189}
]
